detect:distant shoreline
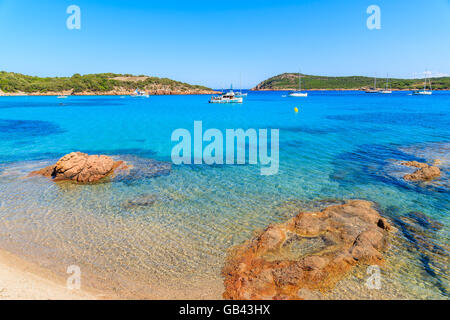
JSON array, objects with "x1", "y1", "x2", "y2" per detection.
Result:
[
  {"x1": 2, "y1": 89, "x2": 449, "y2": 96},
  {"x1": 0, "y1": 90, "x2": 220, "y2": 97},
  {"x1": 0, "y1": 71, "x2": 219, "y2": 97},
  {"x1": 251, "y1": 88, "x2": 449, "y2": 91},
  {"x1": 253, "y1": 72, "x2": 450, "y2": 91}
]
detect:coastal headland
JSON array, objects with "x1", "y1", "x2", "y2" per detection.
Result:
[
  {"x1": 252, "y1": 73, "x2": 450, "y2": 91},
  {"x1": 0, "y1": 71, "x2": 219, "y2": 96}
]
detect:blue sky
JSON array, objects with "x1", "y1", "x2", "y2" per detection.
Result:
[{"x1": 0, "y1": 0, "x2": 449, "y2": 88}]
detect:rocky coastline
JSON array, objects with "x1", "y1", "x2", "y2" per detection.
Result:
[{"x1": 0, "y1": 88, "x2": 219, "y2": 96}]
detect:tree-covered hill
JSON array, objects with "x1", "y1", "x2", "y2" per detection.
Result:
[
  {"x1": 253, "y1": 73, "x2": 450, "y2": 90},
  {"x1": 0, "y1": 72, "x2": 215, "y2": 95}
]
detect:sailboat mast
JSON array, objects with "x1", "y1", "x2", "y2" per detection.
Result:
[
  {"x1": 299, "y1": 70, "x2": 301, "y2": 91},
  {"x1": 424, "y1": 72, "x2": 427, "y2": 90},
  {"x1": 240, "y1": 73, "x2": 242, "y2": 93}
]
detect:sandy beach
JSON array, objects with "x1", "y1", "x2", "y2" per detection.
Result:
[{"x1": 0, "y1": 248, "x2": 100, "y2": 300}]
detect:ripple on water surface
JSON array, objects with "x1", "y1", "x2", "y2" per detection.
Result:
[
  {"x1": 0, "y1": 147, "x2": 448, "y2": 299},
  {"x1": 0, "y1": 89, "x2": 449, "y2": 300}
]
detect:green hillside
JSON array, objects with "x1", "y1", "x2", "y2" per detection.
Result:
[
  {"x1": 0, "y1": 71, "x2": 212, "y2": 94},
  {"x1": 253, "y1": 73, "x2": 450, "y2": 90}
]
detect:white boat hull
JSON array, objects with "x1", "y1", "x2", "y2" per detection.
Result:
[
  {"x1": 209, "y1": 88, "x2": 243, "y2": 103},
  {"x1": 209, "y1": 97, "x2": 243, "y2": 103},
  {"x1": 379, "y1": 90, "x2": 392, "y2": 94},
  {"x1": 412, "y1": 90, "x2": 432, "y2": 95},
  {"x1": 289, "y1": 92, "x2": 308, "y2": 97}
]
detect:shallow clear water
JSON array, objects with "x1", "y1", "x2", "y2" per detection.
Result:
[{"x1": 0, "y1": 91, "x2": 448, "y2": 299}]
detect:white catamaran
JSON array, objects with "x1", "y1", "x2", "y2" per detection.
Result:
[
  {"x1": 235, "y1": 74, "x2": 247, "y2": 98},
  {"x1": 289, "y1": 71, "x2": 308, "y2": 97},
  {"x1": 412, "y1": 72, "x2": 432, "y2": 95}
]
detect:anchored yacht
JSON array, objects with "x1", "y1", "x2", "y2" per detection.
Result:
[
  {"x1": 412, "y1": 72, "x2": 432, "y2": 95},
  {"x1": 209, "y1": 86, "x2": 243, "y2": 103},
  {"x1": 289, "y1": 70, "x2": 308, "y2": 97},
  {"x1": 380, "y1": 74, "x2": 392, "y2": 94},
  {"x1": 235, "y1": 74, "x2": 248, "y2": 97},
  {"x1": 365, "y1": 76, "x2": 380, "y2": 93},
  {"x1": 131, "y1": 89, "x2": 149, "y2": 98}
]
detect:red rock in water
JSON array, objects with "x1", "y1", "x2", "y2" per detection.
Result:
[
  {"x1": 403, "y1": 166, "x2": 441, "y2": 181},
  {"x1": 222, "y1": 200, "x2": 392, "y2": 300},
  {"x1": 29, "y1": 152, "x2": 124, "y2": 183},
  {"x1": 398, "y1": 160, "x2": 441, "y2": 181},
  {"x1": 400, "y1": 161, "x2": 429, "y2": 169},
  {"x1": 28, "y1": 164, "x2": 56, "y2": 177}
]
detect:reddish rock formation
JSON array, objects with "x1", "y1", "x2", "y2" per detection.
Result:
[
  {"x1": 222, "y1": 200, "x2": 392, "y2": 300},
  {"x1": 404, "y1": 166, "x2": 441, "y2": 181},
  {"x1": 13, "y1": 89, "x2": 220, "y2": 96},
  {"x1": 29, "y1": 152, "x2": 124, "y2": 183},
  {"x1": 400, "y1": 161, "x2": 429, "y2": 169},
  {"x1": 399, "y1": 161, "x2": 441, "y2": 181}
]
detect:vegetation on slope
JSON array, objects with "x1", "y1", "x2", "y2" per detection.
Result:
[
  {"x1": 0, "y1": 71, "x2": 212, "y2": 94},
  {"x1": 253, "y1": 73, "x2": 450, "y2": 90}
]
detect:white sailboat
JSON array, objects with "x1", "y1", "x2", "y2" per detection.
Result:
[
  {"x1": 365, "y1": 76, "x2": 379, "y2": 93},
  {"x1": 380, "y1": 74, "x2": 392, "y2": 94},
  {"x1": 289, "y1": 70, "x2": 308, "y2": 97},
  {"x1": 412, "y1": 72, "x2": 432, "y2": 95},
  {"x1": 235, "y1": 74, "x2": 247, "y2": 98}
]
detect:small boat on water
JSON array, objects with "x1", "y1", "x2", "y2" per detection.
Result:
[
  {"x1": 413, "y1": 90, "x2": 432, "y2": 95},
  {"x1": 235, "y1": 92, "x2": 247, "y2": 98},
  {"x1": 380, "y1": 74, "x2": 392, "y2": 94},
  {"x1": 235, "y1": 74, "x2": 248, "y2": 97},
  {"x1": 365, "y1": 76, "x2": 380, "y2": 93},
  {"x1": 412, "y1": 72, "x2": 432, "y2": 95},
  {"x1": 289, "y1": 91, "x2": 308, "y2": 97},
  {"x1": 57, "y1": 95, "x2": 68, "y2": 99},
  {"x1": 289, "y1": 70, "x2": 308, "y2": 97},
  {"x1": 209, "y1": 86, "x2": 243, "y2": 103},
  {"x1": 131, "y1": 89, "x2": 149, "y2": 98}
]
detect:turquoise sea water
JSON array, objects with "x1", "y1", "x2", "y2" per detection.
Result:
[{"x1": 0, "y1": 91, "x2": 448, "y2": 299}]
